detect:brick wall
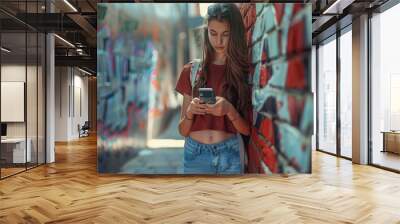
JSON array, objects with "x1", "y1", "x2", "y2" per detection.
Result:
[{"x1": 241, "y1": 3, "x2": 313, "y2": 173}]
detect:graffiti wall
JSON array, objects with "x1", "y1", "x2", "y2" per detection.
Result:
[
  {"x1": 97, "y1": 3, "x2": 190, "y2": 172},
  {"x1": 241, "y1": 3, "x2": 312, "y2": 173},
  {"x1": 97, "y1": 3, "x2": 312, "y2": 174}
]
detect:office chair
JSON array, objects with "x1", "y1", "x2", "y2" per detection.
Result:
[{"x1": 79, "y1": 121, "x2": 90, "y2": 138}]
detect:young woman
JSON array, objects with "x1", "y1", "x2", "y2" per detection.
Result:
[{"x1": 175, "y1": 3, "x2": 251, "y2": 174}]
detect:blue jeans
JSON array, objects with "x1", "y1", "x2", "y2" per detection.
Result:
[{"x1": 183, "y1": 135, "x2": 242, "y2": 174}]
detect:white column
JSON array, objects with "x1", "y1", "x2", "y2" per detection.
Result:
[
  {"x1": 46, "y1": 1, "x2": 55, "y2": 163},
  {"x1": 352, "y1": 14, "x2": 369, "y2": 164},
  {"x1": 312, "y1": 45, "x2": 317, "y2": 150}
]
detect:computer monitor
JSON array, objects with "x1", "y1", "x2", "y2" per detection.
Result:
[{"x1": 1, "y1": 123, "x2": 7, "y2": 137}]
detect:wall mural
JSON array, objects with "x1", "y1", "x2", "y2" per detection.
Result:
[
  {"x1": 241, "y1": 3, "x2": 312, "y2": 173},
  {"x1": 97, "y1": 3, "x2": 312, "y2": 174},
  {"x1": 97, "y1": 3, "x2": 188, "y2": 172}
]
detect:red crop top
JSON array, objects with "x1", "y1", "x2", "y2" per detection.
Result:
[{"x1": 175, "y1": 62, "x2": 243, "y2": 134}]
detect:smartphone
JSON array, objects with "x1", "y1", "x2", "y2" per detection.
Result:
[{"x1": 199, "y1": 88, "x2": 216, "y2": 104}]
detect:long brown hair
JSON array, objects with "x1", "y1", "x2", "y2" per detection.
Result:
[{"x1": 193, "y1": 3, "x2": 251, "y2": 118}]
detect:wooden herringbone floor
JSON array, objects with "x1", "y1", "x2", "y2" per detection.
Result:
[{"x1": 1, "y1": 135, "x2": 400, "y2": 224}]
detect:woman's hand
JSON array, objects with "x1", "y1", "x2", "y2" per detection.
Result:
[
  {"x1": 204, "y1": 96, "x2": 233, "y2": 117},
  {"x1": 186, "y1": 97, "x2": 207, "y2": 118}
]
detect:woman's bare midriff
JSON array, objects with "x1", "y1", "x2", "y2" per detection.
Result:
[{"x1": 189, "y1": 130, "x2": 235, "y2": 144}]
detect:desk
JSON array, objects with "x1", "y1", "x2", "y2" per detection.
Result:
[
  {"x1": 1, "y1": 138, "x2": 31, "y2": 163},
  {"x1": 381, "y1": 131, "x2": 400, "y2": 154}
]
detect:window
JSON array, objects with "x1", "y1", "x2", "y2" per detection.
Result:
[
  {"x1": 0, "y1": 1, "x2": 47, "y2": 179},
  {"x1": 371, "y1": 2, "x2": 400, "y2": 171},
  {"x1": 340, "y1": 28, "x2": 352, "y2": 158},
  {"x1": 317, "y1": 37, "x2": 337, "y2": 154}
]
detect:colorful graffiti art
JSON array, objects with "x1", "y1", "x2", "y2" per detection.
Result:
[
  {"x1": 241, "y1": 3, "x2": 312, "y2": 173},
  {"x1": 97, "y1": 3, "x2": 312, "y2": 174},
  {"x1": 97, "y1": 4, "x2": 188, "y2": 173}
]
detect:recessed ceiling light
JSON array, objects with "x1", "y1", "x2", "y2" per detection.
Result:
[
  {"x1": 1, "y1": 47, "x2": 11, "y2": 53},
  {"x1": 78, "y1": 67, "x2": 93, "y2": 76},
  {"x1": 322, "y1": 0, "x2": 353, "y2": 15},
  {"x1": 63, "y1": 0, "x2": 78, "y2": 12},
  {"x1": 54, "y1": 34, "x2": 75, "y2": 48}
]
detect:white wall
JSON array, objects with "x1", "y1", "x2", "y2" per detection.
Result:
[
  {"x1": 55, "y1": 67, "x2": 89, "y2": 141},
  {"x1": 1, "y1": 65, "x2": 33, "y2": 138},
  {"x1": 1, "y1": 82, "x2": 25, "y2": 122},
  {"x1": 1, "y1": 64, "x2": 46, "y2": 164},
  {"x1": 55, "y1": 67, "x2": 69, "y2": 141},
  {"x1": 1, "y1": 65, "x2": 26, "y2": 81},
  {"x1": 73, "y1": 73, "x2": 89, "y2": 138}
]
